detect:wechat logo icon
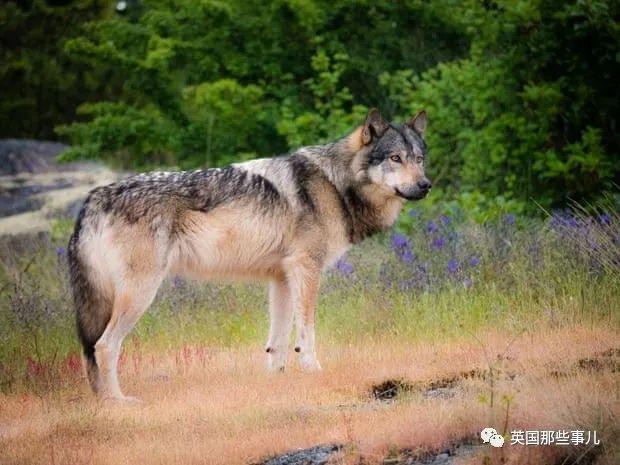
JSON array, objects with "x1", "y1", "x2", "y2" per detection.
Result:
[{"x1": 481, "y1": 427, "x2": 505, "y2": 448}]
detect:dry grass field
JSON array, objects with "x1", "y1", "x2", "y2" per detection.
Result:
[{"x1": 1, "y1": 324, "x2": 618, "y2": 465}]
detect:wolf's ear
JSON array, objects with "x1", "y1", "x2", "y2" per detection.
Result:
[
  {"x1": 361, "y1": 108, "x2": 388, "y2": 145},
  {"x1": 407, "y1": 110, "x2": 427, "y2": 137}
]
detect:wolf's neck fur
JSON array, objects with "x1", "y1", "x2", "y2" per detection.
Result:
[
  {"x1": 301, "y1": 127, "x2": 367, "y2": 188},
  {"x1": 301, "y1": 128, "x2": 405, "y2": 243}
]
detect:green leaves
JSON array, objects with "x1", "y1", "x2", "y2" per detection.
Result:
[
  {"x1": 3, "y1": 0, "x2": 616, "y2": 210},
  {"x1": 277, "y1": 50, "x2": 367, "y2": 148},
  {"x1": 56, "y1": 102, "x2": 179, "y2": 168},
  {"x1": 381, "y1": 0, "x2": 619, "y2": 210},
  {"x1": 43, "y1": 0, "x2": 469, "y2": 169},
  {"x1": 182, "y1": 79, "x2": 265, "y2": 165}
]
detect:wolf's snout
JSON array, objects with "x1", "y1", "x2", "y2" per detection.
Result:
[
  {"x1": 417, "y1": 178, "x2": 432, "y2": 191},
  {"x1": 395, "y1": 180, "x2": 431, "y2": 200}
]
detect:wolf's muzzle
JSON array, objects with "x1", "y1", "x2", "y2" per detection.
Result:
[{"x1": 395, "y1": 178, "x2": 432, "y2": 201}]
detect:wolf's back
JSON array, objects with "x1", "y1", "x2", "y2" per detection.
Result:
[{"x1": 68, "y1": 194, "x2": 112, "y2": 393}]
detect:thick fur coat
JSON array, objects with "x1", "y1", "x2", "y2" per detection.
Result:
[{"x1": 68, "y1": 109, "x2": 431, "y2": 400}]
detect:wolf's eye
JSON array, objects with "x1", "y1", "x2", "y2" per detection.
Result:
[
  {"x1": 390, "y1": 155, "x2": 402, "y2": 163},
  {"x1": 416, "y1": 156, "x2": 424, "y2": 164}
]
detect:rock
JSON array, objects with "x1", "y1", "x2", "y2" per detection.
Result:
[
  {"x1": 0, "y1": 193, "x2": 43, "y2": 218},
  {"x1": 433, "y1": 452, "x2": 450, "y2": 463},
  {"x1": 398, "y1": 443, "x2": 480, "y2": 465},
  {"x1": 258, "y1": 444, "x2": 342, "y2": 465},
  {"x1": 0, "y1": 180, "x2": 74, "y2": 218},
  {"x1": 63, "y1": 198, "x2": 86, "y2": 219},
  {"x1": 422, "y1": 386, "x2": 460, "y2": 400},
  {"x1": 0, "y1": 139, "x2": 69, "y2": 175},
  {"x1": 0, "y1": 140, "x2": 121, "y2": 236}
]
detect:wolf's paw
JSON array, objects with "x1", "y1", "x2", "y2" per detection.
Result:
[
  {"x1": 266, "y1": 358, "x2": 286, "y2": 373},
  {"x1": 267, "y1": 365, "x2": 286, "y2": 373},
  {"x1": 299, "y1": 355, "x2": 322, "y2": 372},
  {"x1": 102, "y1": 394, "x2": 144, "y2": 405},
  {"x1": 266, "y1": 347, "x2": 288, "y2": 372},
  {"x1": 267, "y1": 362, "x2": 287, "y2": 373},
  {"x1": 119, "y1": 395, "x2": 144, "y2": 405}
]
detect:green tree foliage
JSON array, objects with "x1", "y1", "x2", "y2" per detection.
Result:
[
  {"x1": 2, "y1": 0, "x2": 618, "y2": 209},
  {"x1": 276, "y1": 50, "x2": 367, "y2": 148},
  {"x1": 0, "y1": 0, "x2": 112, "y2": 139},
  {"x1": 54, "y1": 0, "x2": 466, "y2": 169},
  {"x1": 382, "y1": 0, "x2": 619, "y2": 208}
]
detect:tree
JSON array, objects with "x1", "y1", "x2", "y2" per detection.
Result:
[
  {"x1": 382, "y1": 0, "x2": 619, "y2": 208},
  {"x1": 55, "y1": 0, "x2": 466, "y2": 168},
  {"x1": 0, "y1": 0, "x2": 112, "y2": 139}
]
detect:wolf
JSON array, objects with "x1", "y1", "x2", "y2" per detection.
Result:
[{"x1": 68, "y1": 108, "x2": 432, "y2": 401}]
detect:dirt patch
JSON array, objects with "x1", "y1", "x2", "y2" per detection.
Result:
[
  {"x1": 371, "y1": 378, "x2": 415, "y2": 401},
  {"x1": 596, "y1": 347, "x2": 620, "y2": 358},
  {"x1": 577, "y1": 347, "x2": 619, "y2": 373},
  {"x1": 256, "y1": 444, "x2": 342, "y2": 465},
  {"x1": 371, "y1": 370, "x2": 486, "y2": 402},
  {"x1": 551, "y1": 347, "x2": 619, "y2": 378},
  {"x1": 577, "y1": 357, "x2": 619, "y2": 372}
]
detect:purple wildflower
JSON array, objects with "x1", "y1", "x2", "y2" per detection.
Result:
[
  {"x1": 439, "y1": 214, "x2": 451, "y2": 226},
  {"x1": 468, "y1": 256, "x2": 480, "y2": 267},
  {"x1": 391, "y1": 233, "x2": 410, "y2": 250},
  {"x1": 432, "y1": 236, "x2": 446, "y2": 250},
  {"x1": 551, "y1": 210, "x2": 579, "y2": 229},
  {"x1": 56, "y1": 247, "x2": 66, "y2": 258},
  {"x1": 427, "y1": 220, "x2": 438, "y2": 233},
  {"x1": 173, "y1": 275, "x2": 184, "y2": 288},
  {"x1": 335, "y1": 259, "x2": 354, "y2": 276},
  {"x1": 463, "y1": 277, "x2": 473, "y2": 289},
  {"x1": 503, "y1": 213, "x2": 516, "y2": 225},
  {"x1": 447, "y1": 259, "x2": 459, "y2": 274},
  {"x1": 401, "y1": 249, "x2": 416, "y2": 263},
  {"x1": 598, "y1": 213, "x2": 611, "y2": 225}
]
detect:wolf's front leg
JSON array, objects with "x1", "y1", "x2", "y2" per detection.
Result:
[
  {"x1": 287, "y1": 264, "x2": 322, "y2": 371},
  {"x1": 266, "y1": 278, "x2": 294, "y2": 371}
]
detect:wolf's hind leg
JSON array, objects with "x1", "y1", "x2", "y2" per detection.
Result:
[
  {"x1": 95, "y1": 277, "x2": 161, "y2": 401},
  {"x1": 266, "y1": 278, "x2": 293, "y2": 372}
]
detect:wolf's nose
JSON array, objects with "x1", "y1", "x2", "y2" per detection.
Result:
[{"x1": 418, "y1": 179, "x2": 432, "y2": 191}]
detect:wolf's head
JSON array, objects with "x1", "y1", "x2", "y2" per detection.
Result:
[{"x1": 350, "y1": 108, "x2": 431, "y2": 201}]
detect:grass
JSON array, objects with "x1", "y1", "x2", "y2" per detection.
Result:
[
  {"x1": 0, "y1": 326, "x2": 618, "y2": 464},
  {"x1": 0, "y1": 205, "x2": 619, "y2": 464}
]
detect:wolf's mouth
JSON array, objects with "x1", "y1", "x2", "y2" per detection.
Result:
[{"x1": 395, "y1": 188, "x2": 427, "y2": 201}]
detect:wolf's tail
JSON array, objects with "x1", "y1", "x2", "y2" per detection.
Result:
[{"x1": 68, "y1": 201, "x2": 112, "y2": 393}]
